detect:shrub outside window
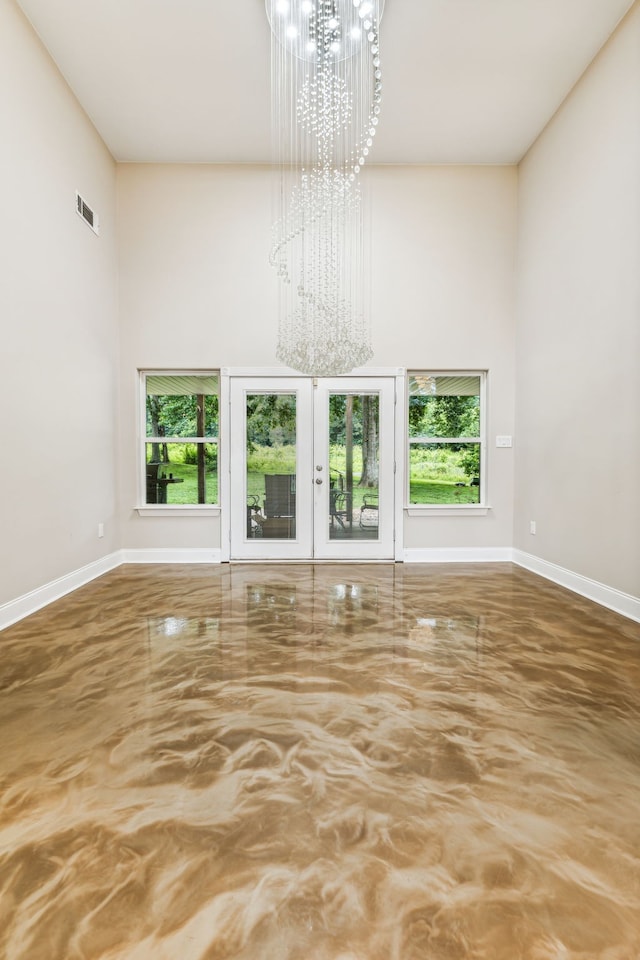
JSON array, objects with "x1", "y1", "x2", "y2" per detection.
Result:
[
  {"x1": 408, "y1": 373, "x2": 484, "y2": 506},
  {"x1": 143, "y1": 372, "x2": 219, "y2": 506}
]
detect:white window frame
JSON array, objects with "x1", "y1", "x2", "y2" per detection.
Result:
[
  {"x1": 136, "y1": 369, "x2": 221, "y2": 517},
  {"x1": 405, "y1": 370, "x2": 489, "y2": 517}
]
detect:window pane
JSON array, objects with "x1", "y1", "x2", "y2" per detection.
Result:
[
  {"x1": 409, "y1": 442, "x2": 480, "y2": 504},
  {"x1": 408, "y1": 375, "x2": 480, "y2": 439},
  {"x1": 145, "y1": 442, "x2": 218, "y2": 504},
  {"x1": 146, "y1": 375, "x2": 219, "y2": 438}
]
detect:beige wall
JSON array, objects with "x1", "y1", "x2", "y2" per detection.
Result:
[
  {"x1": 515, "y1": 3, "x2": 640, "y2": 595},
  {"x1": 369, "y1": 166, "x2": 518, "y2": 551},
  {"x1": 117, "y1": 163, "x2": 517, "y2": 552},
  {"x1": 116, "y1": 164, "x2": 276, "y2": 552},
  {"x1": 5, "y1": 0, "x2": 637, "y2": 612},
  {"x1": 0, "y1": 0, "x2": 118, "y2": 605}
]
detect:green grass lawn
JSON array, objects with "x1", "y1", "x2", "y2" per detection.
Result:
[
  {"x1": 156, "y1": 462, "x2": 218, "y2": 505},
  {"x1": 157, "y1": 466, "x2": 297, "y2": 506},
  {"x1": 409, "y1": 478, "x2": 479, "y2": 504},
  {"x1": 154, "y1": 461, "x2": 479, "y2": 507}
]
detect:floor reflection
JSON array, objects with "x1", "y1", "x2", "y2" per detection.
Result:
[{"x1": 0, "y1": 562, "x2": 639, "y2": 959}]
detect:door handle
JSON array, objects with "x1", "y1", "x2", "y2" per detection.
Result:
[{"x1": 315, "y1": 478, "x2": 323, "y2": 485}]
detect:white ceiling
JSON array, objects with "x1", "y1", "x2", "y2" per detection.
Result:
[{"x1": 15, "y1": 0, "x2": 635, "y2": 164}]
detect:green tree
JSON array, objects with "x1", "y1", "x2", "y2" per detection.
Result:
[
  {"x1": 328, "y1": 394, "x2": 364, "y2": 445},
  {"x1": 409, "y1": 392, "x2": 480, "y2": 484},
  {"x1": 359, "y1": 394, "x2": 379, "y2": 487},
  {"x1": 460, "y1": 445, "x2": 480, "y2": 480},
  {"x1": 147, "y1": 395, "x2": 167, "y2": 462},
  {"x1": 431, "y1": 395, "x2": 479, "y2": 437},
  {"x1": 245, "y1": 395, "x2": 296, "y2": 449},
  {"x1": 409, "y1": 394, "x2": 479, "y2": 438},
  {"x1": 146, "y1": 394, "x2": 218, "y2": 438}
]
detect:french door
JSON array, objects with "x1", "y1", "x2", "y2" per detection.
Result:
[{"x1": 229, "y1": 376, "x2": 396, "y2": 560}]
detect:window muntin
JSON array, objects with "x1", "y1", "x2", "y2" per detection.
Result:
[
  {"x1": 408, "y1": 374, "x2": 484, "y2": 506},
  {"x1": 143, "y1": 373, "x2": 219, "y2": 506}
]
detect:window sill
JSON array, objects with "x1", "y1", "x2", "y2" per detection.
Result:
[
  {"x1": 406, "y1": 505, "x2": 490, "y2": 517},
  {"x1": 136, "y1": 505, "x2": 220, "y2": 518}
]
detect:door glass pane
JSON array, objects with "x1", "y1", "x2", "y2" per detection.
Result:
[
  {"x1": 245, "y1": 394, "x2": 297, "y2": 540},
  {"x1": 328, "y1": 393, "x2": 379, "y2": 541}
]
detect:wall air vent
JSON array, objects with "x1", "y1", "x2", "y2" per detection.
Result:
[{"x1": 75, "y1": 191, "x2": 99, "y2": 235}]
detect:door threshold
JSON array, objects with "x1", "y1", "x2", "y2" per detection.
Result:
[{"x1": 229, "y1": 558, "x2": 398, "y2": 564}]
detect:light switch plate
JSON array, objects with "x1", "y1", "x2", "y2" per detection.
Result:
[{"x1": 496, "y1": 435, "x2": 513, "y2": 447}]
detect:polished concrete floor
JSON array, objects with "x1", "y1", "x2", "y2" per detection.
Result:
[{"x1": 1, "y1": 562, "x2": 639, "y2": 960}]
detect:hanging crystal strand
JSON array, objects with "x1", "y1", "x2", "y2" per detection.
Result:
[{"x1": 269, "y1": 0, "x2": 383, "y2": 375}]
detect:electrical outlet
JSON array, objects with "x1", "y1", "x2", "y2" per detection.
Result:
[
  {"x1": 496, "y1": 435, "x2": 513, "y2": 447},
  {"x1": 529, "y1": 520, "x2": 536, "y2": 535},
  {"x1": 98, "y1": 523, "x2": 104, "y2": 539}
]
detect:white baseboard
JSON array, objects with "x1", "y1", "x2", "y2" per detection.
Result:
[
  {"x1": 0, "y1": 551, "x2": 123, "y2": 632},
  {"x1": 4, "y1": 546, "x2": 637, "y2": 631},
  {"x1": 0, "y1": 548, "x2": 223, "y2": 631},
  {"x1": 121, "y1": 548, "x2": 223, "y2": 564},
  {"x1": 403, "y1": 547, "x2": 513, "y2": 563},
  {"x1": 513, "y1": 549, "x2": 640, "y2": 624}
]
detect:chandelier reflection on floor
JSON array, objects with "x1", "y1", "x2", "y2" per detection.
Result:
[{"x1": 267, "y1": 0, "x2": 384, "y2": 376}]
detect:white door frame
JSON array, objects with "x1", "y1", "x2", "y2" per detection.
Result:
[
  {"x1": 220, "y1": 367, "x2": 405, "y2": 562},
  {"x1": 312, "y1": 377, "x2": 396, "y2": 560},
  {"x1": 229, "y1": 376, "x2": 314, "y2": 560}
]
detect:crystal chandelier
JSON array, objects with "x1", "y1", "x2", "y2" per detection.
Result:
[{"x1": 266, "y1": 0, "x2": 384, "y2": 376}]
